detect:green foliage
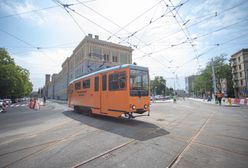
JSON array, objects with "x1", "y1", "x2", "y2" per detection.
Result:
[
  {"x1": 0, "y1": 48, "x2": 33, "y2": 98},
  {"x1": 150, "y1": 76, "x2": 168, "y2": 95},
  {"x1": 192, "y1": 54, "x2": 234, "y2": 97}
]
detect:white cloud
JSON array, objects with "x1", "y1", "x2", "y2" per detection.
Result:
[
  {"x1": 13, "y1": 49, "x2": 70, "y2": 91},
  {"x1": 1, "y1": 0, "x2": 247, "y2": 90}
]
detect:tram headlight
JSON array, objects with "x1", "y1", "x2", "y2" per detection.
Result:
[
  {"x1": 131, "y1": 105, "x2": 136, "y2": 110},
  {"x1": 144, "y1": 104, "x2": 148, "y2": 109}
]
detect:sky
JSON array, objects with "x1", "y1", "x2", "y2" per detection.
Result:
[{"x1": 0, "y1": 0, "x2": 248, "y2": 91}]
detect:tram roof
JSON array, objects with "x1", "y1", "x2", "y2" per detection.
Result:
[{"x1": 69, "y1": 64, "x2": 148, "y2": 84}]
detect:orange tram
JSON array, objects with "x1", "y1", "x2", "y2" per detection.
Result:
[{"x1": 68, "y1": 64, "x2": 150, "y2": 119}]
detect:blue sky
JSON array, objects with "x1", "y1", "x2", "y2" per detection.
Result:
[{"x1": 0, "y1": 0, "x2": 248, "y2": 91}]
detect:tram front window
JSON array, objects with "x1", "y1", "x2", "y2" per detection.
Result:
[{"x1": 130, "y1": 69, "x2": 149, "y2": 96}]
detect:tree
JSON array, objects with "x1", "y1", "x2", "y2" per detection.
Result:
[
  {"x1": 192, "y1": 54, "x2": 234, "y2": 97},
  {"x1": 0, "y1": 48, "x2": 33, "y2": 99},
  {"x1": 150, "y1": 76, "x2": 166, "y2": 95}
]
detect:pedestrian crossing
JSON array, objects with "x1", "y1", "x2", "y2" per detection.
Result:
[{"x1": 9, "y1": 104, "x2": 27, "y2": 108}]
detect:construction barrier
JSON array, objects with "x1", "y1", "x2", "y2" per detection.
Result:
[
  {"x1": 222, "y1": 98, "x2": 248, "y2": 106},
  {"x1": 28, "y1": 98, "x2": 40, "y2": 110}
]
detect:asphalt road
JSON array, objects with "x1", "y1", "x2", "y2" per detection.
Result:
[{"x1": 0, "y1": 99, "x2": 247, "y2": 168}]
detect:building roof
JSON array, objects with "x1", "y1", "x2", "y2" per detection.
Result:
[
  {"x1": 69, "y1": 64, "x2": 148, "y2": 85},
  {"x1": 73, "y1": 35, "x2": 133, "y2": 54},
  {"x1": 230, "y1": 48, "x2": 248, "y2": 58}
]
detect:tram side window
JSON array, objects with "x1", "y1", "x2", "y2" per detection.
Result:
[
  {"x1": 102, "y1": 75, "x2": 107, "y2": 91},
  {"x1": 75, "y1": 82, "x2": 81, "y2": 90},
  {"x1": 83, "y1": 79, "x2": 90, "y2": 89},
  {"x1": 109, "y1": 71, "x2": 126, "y2": 91},
  {"x1": 119, "y1": 71, "x2": 126, "y2": 89},
  {"x1": 94, "y1": 76, "x2": 99, "y2": 91}
]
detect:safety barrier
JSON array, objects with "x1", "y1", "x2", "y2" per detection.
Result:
[
  {"x1": 27, "y1": 99, "x2": 41, "y2": 110},
  {"x1": 222, "y1": 98, "x2": 248, "y2": 106}
]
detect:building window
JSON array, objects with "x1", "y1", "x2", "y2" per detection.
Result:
[
  {"x1": 240, "y1": 80, "x2": 243, "y2": 86},
  {"x1": 94, "y1": 76, "x2": 99, "y2": 91},
  {"x1": 108, "y1": 71, "x2": 126, "y2": 90},
  {"x1": 240, "y1": 72, "x2": 242, "y2": 77},
  {"x1": 103, "y1": 54, "x2": 109, "y2": 61},
  {"x1": 120, "y1": 52, "x2": 128, "y2": 64},
  {"x1": 239, "y1": 64, "x2": 241, "y2": 70},
  {"x1": 75, "y1": 82, "x2": 81, "y2": 90},
  {"x1": 102, "y1": 75, "x2": 107, "y2": 91},
  {"x1": 81, "y1": 49, "x2": 84, "y2": 58},
  {"x1": 238, "y1": 57, "x2": 240, "y2": 62},
  {"x1": 83, "y1": 79, "x2": 90, "y2": 89},
  {"x1": 112, "y1": 51, "x2": 118, "y2": 62},
  {"x1": 112, "y1": 56, "x2": 118, "y2": 62},
  {"x1": 90, "y1": 47, "x2": 102, "y2": 58}
]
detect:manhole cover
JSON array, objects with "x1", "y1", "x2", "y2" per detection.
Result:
[{"x1": 157, "y1": 119, "x2": 165, "y2": 121}]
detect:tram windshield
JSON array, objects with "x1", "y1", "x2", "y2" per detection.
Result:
[{"x1": 130, "y1": 69, "x2": 149, "y2": 96}]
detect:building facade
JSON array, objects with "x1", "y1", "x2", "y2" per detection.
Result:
[
  {"x1": 230, "y1": 48, "x2": 248, "y2": 98},
  {"x1": 45, "y1": 34, "x2": 133, "y2": 100},
  {"x1": 185, "y1": 75, "x2": 198, "y2": 95}
]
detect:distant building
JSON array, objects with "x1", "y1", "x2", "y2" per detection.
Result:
[
  {"x1": 230, "y1": 48, "x2": 248, "y2": 98},
  {"x1": 185, "y1": 75, "x2": 198, "y2": 96},
  {"x1": 44, "y1": 34, "x2": 133, "y2": 100},
  {"x1": 175, "y1": 89, "x2": 185, "y2": 96}
]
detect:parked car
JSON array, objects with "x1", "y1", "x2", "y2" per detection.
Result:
[
  {"x1": 4, "y1": 99, "x2": 12, "y2": 105},
  {"x1": 0, "y1": 99, "x2": 3, "y2": 107}
]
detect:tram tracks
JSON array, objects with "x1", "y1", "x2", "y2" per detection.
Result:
[
  {"x1": 72, "y1": 126, "x2": 166, "y2": 168},
  {"x1": 71, "y1": 109, "x2": 214, "y2": 168},
  {"x1": 166, "y1": 112, "x2": 214, "y2": 168},
  {"x1": 0, "y1": 119, "x2": 74, "y2": 147},
  {"x1": 1, "y1": 123, "x2": 103, "y2": 168},
  {"x1": 2, "y1": 104, "x2": 216, "y2": 168}
]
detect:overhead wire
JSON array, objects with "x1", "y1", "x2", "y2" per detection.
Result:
[
  {"x1": 166, "y1": 0, "x2": 199, "y2": 59},
  {"x1": 0, "y1": 5, "x2": 58, "y2": 19},
  {"x1": 136, "y1": 14, "x2": 248, "y2": 62},
  {"x1": 194, "y1": 18, "x2": 248, "y2": 40},
  {"x1": 150, "y1": 0, "x2": 248, "y2": 45},
  {"x1": 133, "y1": 0, "x2": 197, "y2": 63},
  {"x1": 177, "y1": 31, "x2": 248, "y2": 70},
  {"x1": 0, "y1": 28, "x2": 60, "y2": 66},
  {"x1": 119, "y1": 0, "x2": 189, "y2": 44},
  {"x1": 0, "y1": 28, "x2": 37, "y2": 49},
  {"x1": 61, "y1": 2, "x2": 117, "y2": 38},
  {"x1": 135, "y1": 0, "x2": 248, "y2": 74},
  {"x1": 107, "y1": 0, "x2": 164, "y2": 40},
  {"x1": 186, "y1": 1, "x2": 247, "y2": 28},
  {"x1": 52, "y1": 0, "x2": 87, "y2": 36},
  {"x1": 0, "y1": 0, "x2": 96, "y2": 19},
  {"x1": 75, "y1": 0, "x2": 151, "y2": 50}
]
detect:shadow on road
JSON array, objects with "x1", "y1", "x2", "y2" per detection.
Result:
[{"x1": 63, "y1": 110, "x2": 169, "y2": 141}]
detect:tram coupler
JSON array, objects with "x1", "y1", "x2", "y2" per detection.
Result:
[{"x1": 124, "y1": 112, "x2": 135, "y2": 119}]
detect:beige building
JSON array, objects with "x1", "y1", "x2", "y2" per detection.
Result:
[
  {"x1": 45, "y1": 34, "x2": 133, "y2": 100},
  {"x1": 230, "y1": 48, "x2": 248, "y2": 98}
]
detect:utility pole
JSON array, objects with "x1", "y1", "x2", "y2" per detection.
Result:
[
  {"x1": 173, "y1": 72, "x2": 176, "y2": 95},
  {"x1": 211, "y1": 58, "x2": 217, "y2": 101}
]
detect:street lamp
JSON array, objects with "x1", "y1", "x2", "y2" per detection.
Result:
[{"x1": 155, "y1": 86, "x2": 157, "y2": 96}]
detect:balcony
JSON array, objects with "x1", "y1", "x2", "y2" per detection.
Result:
[
  {"x1": 232, "y1": 77, "x2": 238, "y2": 81},
  {"x1": 232, "y1": 69, "x2": 237, "y2": 73},
  {"x1": 88, "y1": 52, "x2": 103, "y2": 60},
  {"x1": 231, "y1": 61, "x2": 237, "y2": 66}
]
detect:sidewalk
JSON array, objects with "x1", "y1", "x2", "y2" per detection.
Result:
[
  {"x1": 151, "y1": 99, "x2": 173, "y2": 103},
  {"x1": 188, "y1": 97, "x2": 241, "y2": 107},
  {"x1": 47, "y1": 99, "x2": 67, "y2": 104}
]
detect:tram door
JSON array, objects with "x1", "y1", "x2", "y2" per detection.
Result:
[
  {"x1": 100, "y1": 74, "x2": 109, "y2": 114},
  {"x1": 93, "y1": 76, "x2": 100, "y2": 113}
]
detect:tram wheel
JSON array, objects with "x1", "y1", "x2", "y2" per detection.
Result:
[{"x1": 88, "y1": 109, "x2": 94, "y2": 117}]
